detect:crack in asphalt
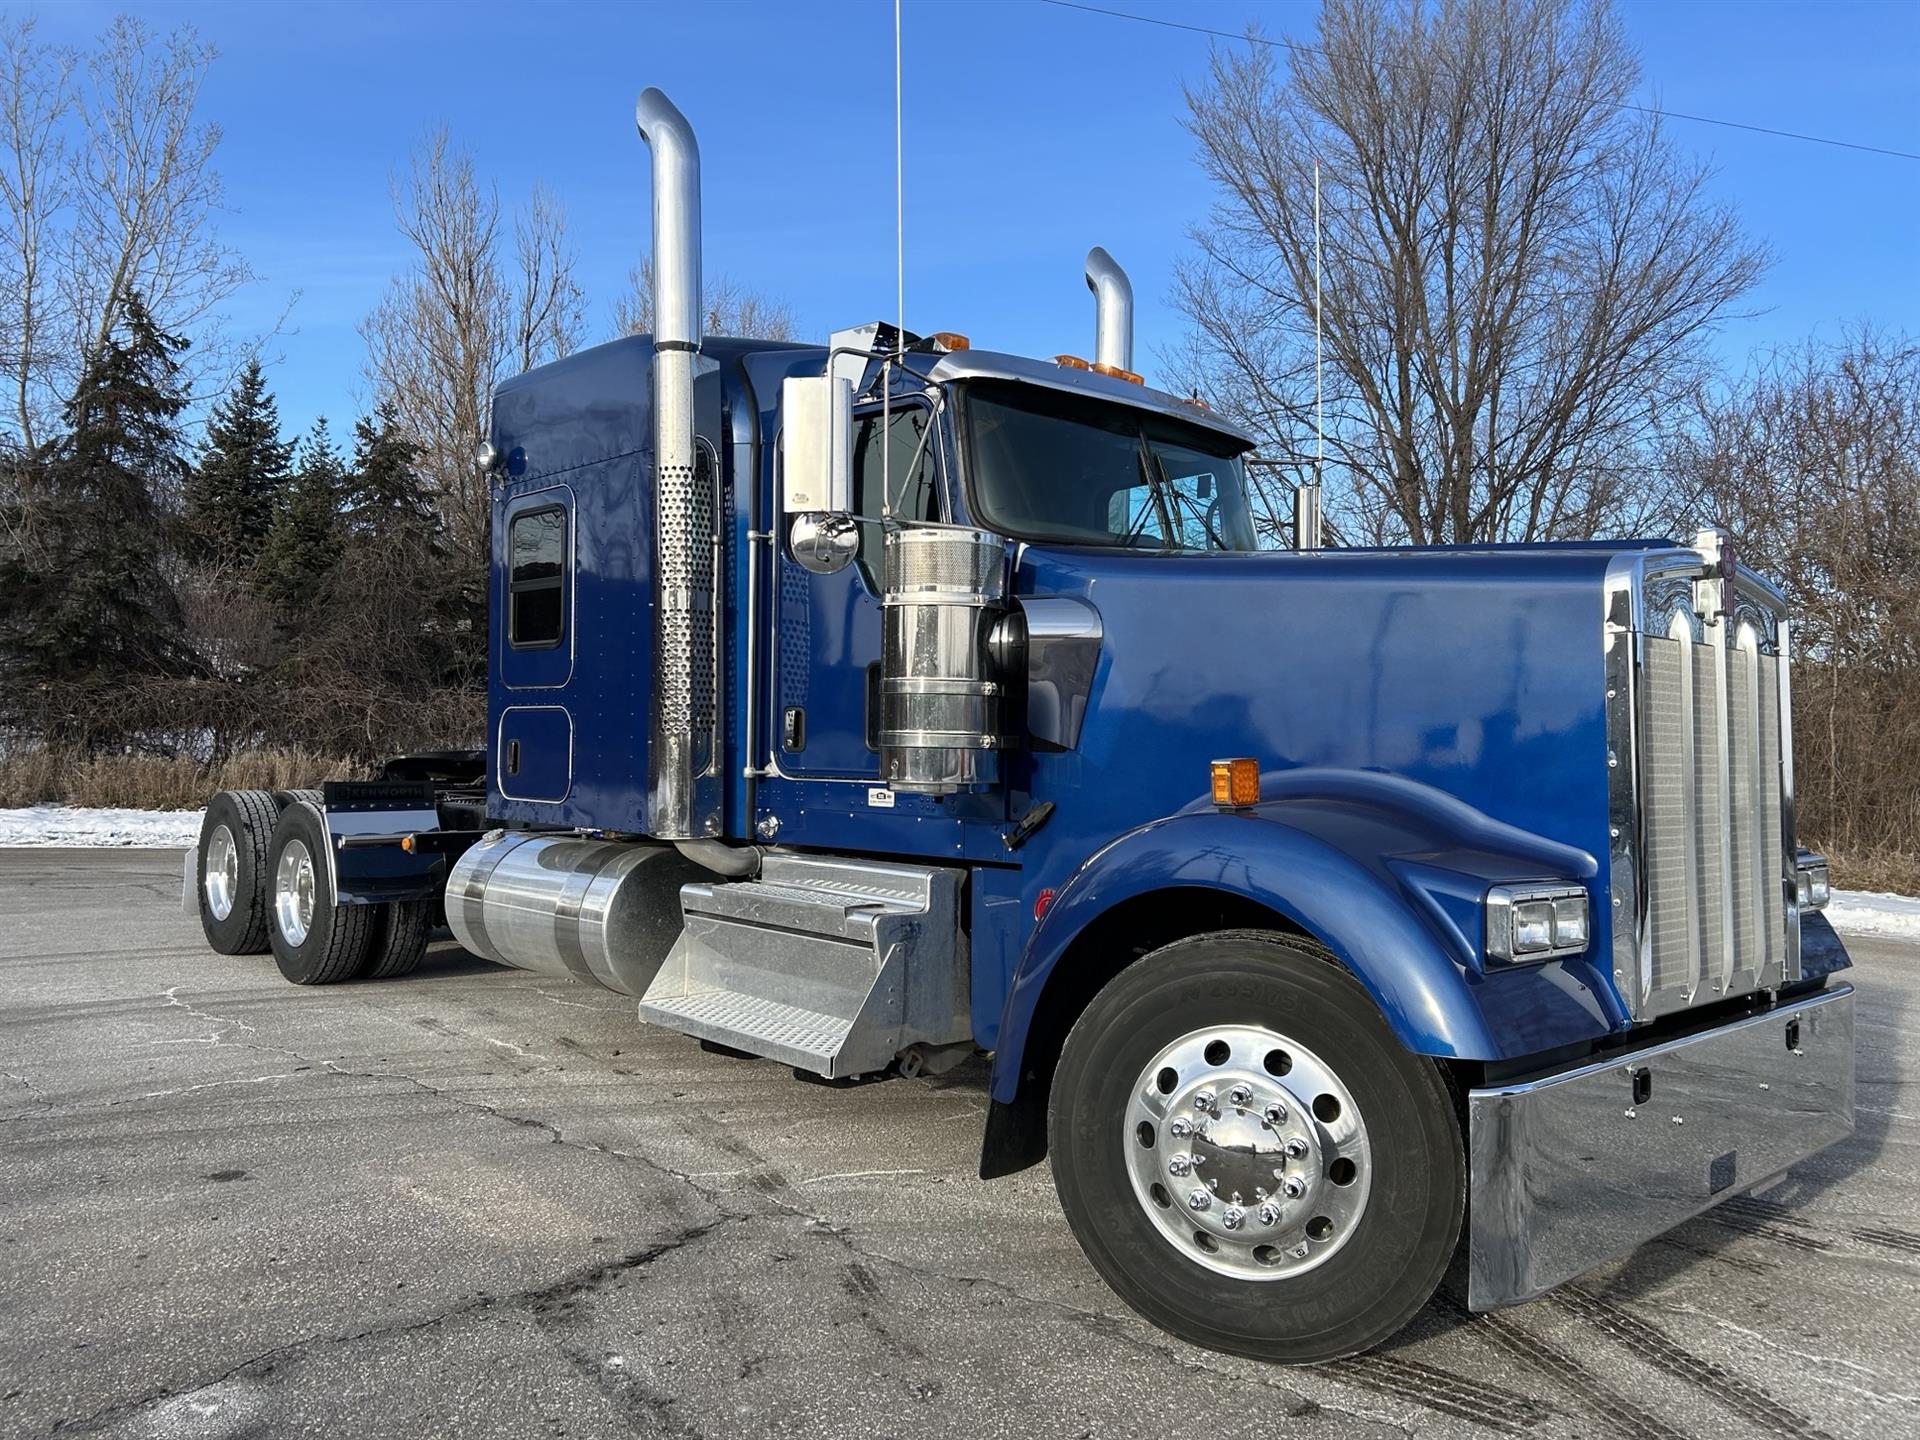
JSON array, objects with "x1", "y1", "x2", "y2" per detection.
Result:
[
  {"x1": 41, "y1": 1218, "x2": 742, "y2": 1438},
  {"x1": 34, "y1": 987, "x2": 1432, "y2": 1438},
  {"x1": 36, "y1": 983, "x2": 1711, "y2": 1440}
]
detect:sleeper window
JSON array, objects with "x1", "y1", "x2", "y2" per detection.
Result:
[{"x1": 508, "y1": 506, "x2": 566, "y2": 648}]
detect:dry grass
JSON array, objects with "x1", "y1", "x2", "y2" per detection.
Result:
[
  {"x1": 0, "y1": 749, "x2": 362, "y2": 810},
  {"x1": 1815, "y1": 846, "x2": 1920, "y2": 899}
]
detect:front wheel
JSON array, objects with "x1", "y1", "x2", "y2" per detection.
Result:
[{"x1": 1048, "y1": 930, "x2": 1463, "y2": 1363}]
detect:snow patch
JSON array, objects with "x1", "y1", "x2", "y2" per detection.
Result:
[
  {"x1": 0, "y1": 806, "x2": 204, "y2": 848},
  {"x1": 1827, "y1": 889, "x2": 1920, "y2": 942}
]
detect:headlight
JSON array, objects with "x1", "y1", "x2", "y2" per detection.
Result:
[
  {"x1": 1796, "y1": 851, "x2": 1830, "y2": 911},
  {"x1": 1486, "y1": 884, "x2": 1589, "y2": 964}
]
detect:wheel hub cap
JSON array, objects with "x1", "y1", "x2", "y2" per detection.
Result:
[
  {"x1": 1124, "y1": 1024, "x2": 1371, "y2": 1281},
  {"x1": 274, "y1": 838, "x2": 315, "y2": 946},
  {"x1": 204, "y1": 824, "x2": 238, "y2": 922}
]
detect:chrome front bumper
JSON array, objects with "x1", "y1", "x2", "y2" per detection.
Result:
[{"x1": 1467, "y1": 985, "x2": 1854, "y2": 1309}]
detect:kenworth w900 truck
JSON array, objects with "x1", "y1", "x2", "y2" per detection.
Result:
[{"x1": 188, "y1": 89, "x2": 1854, "y2": 1362}]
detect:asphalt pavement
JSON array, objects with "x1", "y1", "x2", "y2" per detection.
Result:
[{"x1": 1, "y1": 849, "x2": 1915, "y2": 1439}]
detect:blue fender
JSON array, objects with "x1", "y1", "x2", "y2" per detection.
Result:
[{"x1": 989, "y1": 769, "x2": 1621, "y2": 1104}]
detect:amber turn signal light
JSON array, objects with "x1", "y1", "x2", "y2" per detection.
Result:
[
  {"x1": 1054, "y1": 354, "x2": 1091, "y2": 370},
  {"x1": 1092, "y1": 362, "x2": 1144, "y2": 385},
  {"x1": 930, "y1": 331, "x2": 970, "y2": 352},
  {"x1": 1210, "y1": 758, "x2": 1260, "y2": 808}
]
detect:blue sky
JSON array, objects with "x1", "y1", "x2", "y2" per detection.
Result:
[{"x1": 29, "y1": 0, "x2": 1920, "y2": 438}]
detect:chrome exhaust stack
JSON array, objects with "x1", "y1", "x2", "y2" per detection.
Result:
[
  {"x1": 1084, "y1": 246, "x2": 1134, "y2": 374},
  {"x1": 635, "y1": 87, "x2": 713, "y2": 839}
]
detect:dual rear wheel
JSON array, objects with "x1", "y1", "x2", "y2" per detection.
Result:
[{"x1": 194, "y1": 790, "x2": 432, "y2": 983}]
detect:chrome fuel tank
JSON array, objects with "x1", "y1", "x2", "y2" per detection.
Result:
[{"x1": 446, "y1": 832, "x2": 701, "y2": 996}]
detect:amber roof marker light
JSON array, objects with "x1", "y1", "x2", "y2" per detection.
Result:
[{"x1": 1210, "y1": 758, "x2": 1261, "y2": 809}]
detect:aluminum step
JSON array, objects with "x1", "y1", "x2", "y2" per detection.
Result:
[
  {"x1": 639, "y1": 991, "x2": 854, "y2": 1074},
  {"x1": 638, "y1": 853, "x2": 968, "y2": 1078}
]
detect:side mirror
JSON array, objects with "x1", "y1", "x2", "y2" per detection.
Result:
[
  {"x1": 790, "y1": 511, "x2": 860, "y2": 575},
  {"x1": 781, "y1": 374, "x2": 852, "y2": 514}
]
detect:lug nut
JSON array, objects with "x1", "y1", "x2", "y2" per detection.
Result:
[
  {"x1": 1284, "y1": 1137, "x2": 1309, "y2": 1160},
  {"x1": 1258, "y1": 1202, "x2": 1283, "y2": 1226},
  {"x1": 1263, "y1": 1102, "x2": 1287, "y2": 1124},
  {"x1": 1167, "y1": 1153, "x2": 1192, "y2": 1177},
  {"x1": 1282, "y1": 1177, "x2": 1307, "y2": 1199},
  {"x1": 1169, "y1": 1117, "x2": 1193, "y2": 1137},
  {"x1": 1187, "y1": 1188, "x2": 1212, "y2": 1212},
  {"x1": 1223, "y1": 1207, "x2": 1245, "y2": 1231},
  {"x1": 1227, "y1": 1084, "x2": 1252, "y2": 1106},
  {"x1": 1193, "y1": 1089, "x2": 1216, "y2": 1113}
]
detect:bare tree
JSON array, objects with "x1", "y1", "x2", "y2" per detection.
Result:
[
  {"x1": 361, "y1": 128, "x2": 502, "y2": 573},
  {"x1": 0, "y1": 15, "x2": 258, "y2": 457},
  {"x1": 1668, "y1": 330, "x2": 1920, "y2": 884},
  {"x1": 361, "y1": 130, "x2": 584, "y2": 577},
  {"x1": 0, "y1": 16, "x2": 74, "y2": 457},
  {"x1": 612, "y1": 257, "x2": 800, "y2": 341},
  {"x1": 1175, "y1": 0, "x2": 1765, "y2": 545},
  {"x1": 512, "y1": 182, "x2": 587, "y2": 374}
]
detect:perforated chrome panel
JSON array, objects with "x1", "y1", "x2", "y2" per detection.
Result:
[{"x1": 1619, "y1": 567, "x2": 1794, "y2": 1020}]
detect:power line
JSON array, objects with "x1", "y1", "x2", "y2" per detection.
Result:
[{"x1": 1037, "y1": 0, "x2": 1920, "y2": 163}]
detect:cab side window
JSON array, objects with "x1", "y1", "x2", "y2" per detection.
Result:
[
  {"x1": 508, "y1": 506, "x2": 566, "y2": 648},
  {"x1": 851, "y1": 404, "x2": 940, "y2": 588}
]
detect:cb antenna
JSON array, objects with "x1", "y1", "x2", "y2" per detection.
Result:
[
  {"x1": 1314, "y1": 160, "x2": 1323, "y2": 497},
  {"x1": 883, "y1": 0, "x2": 903, "y2": 520},
  {"x1": 1296, "y1": 160, "x2": 1325, "y2": 551}
]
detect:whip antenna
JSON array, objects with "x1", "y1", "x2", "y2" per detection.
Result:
[
  {"x1": 896, "y1": 0, "x2": 904, "y2": 351},
  {"x1": 1293, "y1": 161, "x2": 1325, "y2": 550},
  {"x1": 882, "y1": 0, "x2": 903, "y2": 520},
  {"x1": 1314, "y1": 160, "x2": 1323, "y2": 494}
]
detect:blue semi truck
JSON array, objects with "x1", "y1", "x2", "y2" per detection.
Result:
[{"x1": 189, "y1": 89, "x2": 1855, "y2": 1362}]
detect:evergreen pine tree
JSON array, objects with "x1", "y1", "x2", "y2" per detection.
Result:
[
  {"x1": 182, "y1": 358, "x2": 294, "y2": 565},
  {"x1": 0, "y1": 294, "x2": 198, "y2": 692},
  {"x1": 342, "y1": 402, "x2": 436, "y2": 549},
  {"x1": 257, "y1": 418, "x2": 346, "y2": 614}
]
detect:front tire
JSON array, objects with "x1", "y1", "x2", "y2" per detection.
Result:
[
  {"x1": 265, "y1": 802, "x2": 376, "y2": 985},
  {"x1": 1048, "y1": 930, "x2": 1463, "y2": 1363}
]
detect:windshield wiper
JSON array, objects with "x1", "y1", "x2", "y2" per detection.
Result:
[
  {"x1": 1119, "y1": 440, "x2": 1177, "y2": 549},
  {"x1": 1162, "y1": 479, "x2": 1228, "y2": 550}
]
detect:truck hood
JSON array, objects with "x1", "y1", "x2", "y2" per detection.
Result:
[{"x1": 1010, "y1": 541, "x2": 1667, "y2": 879}]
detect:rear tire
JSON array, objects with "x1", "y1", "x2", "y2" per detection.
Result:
[
  {"x1": 361, "y1": 897, "x2": 432, "y2": 980},
  {"x1": 196, "y1": 790, "x2": 278, "y2": 955},
  {"x1": 265, "y1": 802, "x2": 376, "y2": 985},
  {"x1": 1048, "y1": 929, "x2": 1463, "y2": 1363}
]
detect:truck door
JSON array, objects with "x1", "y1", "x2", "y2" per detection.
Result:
[
  {"x1": 495, "y1": 488, "x2": 575, "y2": 804},
  {"x1": 773, "y1": 398, "x2": 943, "y2": 779}
]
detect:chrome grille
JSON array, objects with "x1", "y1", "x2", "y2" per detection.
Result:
[{"x1": 1615, "y1": 565, "x2": 1794, "y2": 1020}]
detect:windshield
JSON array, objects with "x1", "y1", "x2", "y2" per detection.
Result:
[{"x1": 959, "y1": 381, "x2": 1258, "y2": 551}]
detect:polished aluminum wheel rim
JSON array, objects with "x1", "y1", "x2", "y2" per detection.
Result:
[
  {"x1": 204, "y1": 824, "x2": 238, "y2": 922},
  {"x1": 1124, "y1": 1024, "x2": 1371, "y2": 1281},
  {"x1": 274, "y1": 838, "x2": 316, "y2": 946}
]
